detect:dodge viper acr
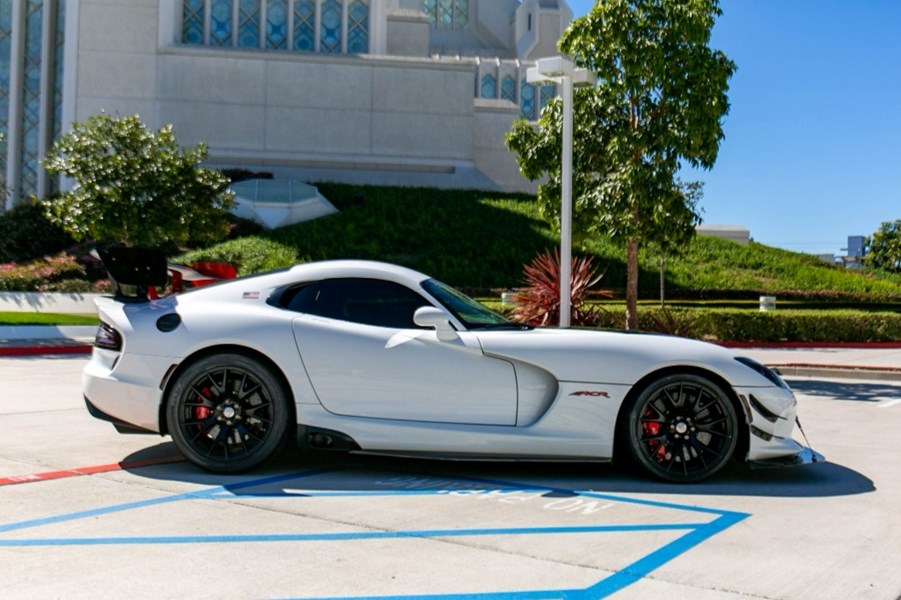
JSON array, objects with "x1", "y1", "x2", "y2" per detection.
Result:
[{"x1": 84, "y1": 258, "x2": 821, "y2": 482}]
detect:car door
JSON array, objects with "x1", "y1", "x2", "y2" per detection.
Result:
[{"x1": 288, "y1": 278, "x2": 517, "y2": 425}]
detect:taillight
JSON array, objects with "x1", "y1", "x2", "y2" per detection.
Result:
[{"x1": 94, "y1": 322, "x2": 122, "y2": 351}]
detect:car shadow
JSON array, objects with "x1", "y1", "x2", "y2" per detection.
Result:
[
  {"x1": 120, "y1": 443, "x2": 873, "y2": 500},
  {"x1": 787, "y1": 377, "x2": 900, "y2": 404}
]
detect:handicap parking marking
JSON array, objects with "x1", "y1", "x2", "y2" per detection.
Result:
[{"x1": 0, "y1": 467, "x2": 749, "y2": 599}]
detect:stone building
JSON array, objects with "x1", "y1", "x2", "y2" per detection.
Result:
[{"x1": 1, "y1": 0, "x2": 574, "y2": 209}]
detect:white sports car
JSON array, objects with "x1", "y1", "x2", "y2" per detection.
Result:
[{"x1": 84, "y1": 255, "x2": 821, "y2": 482}]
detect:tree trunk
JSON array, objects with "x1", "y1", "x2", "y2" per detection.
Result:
[
  {"x1": 659, "y1": 254, "x2": 665, "y2": 308},
  {"x1": 626, "y1": 235, "x2": 639, "y2": 330}
]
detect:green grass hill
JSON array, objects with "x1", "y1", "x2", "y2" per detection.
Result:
[{"x1": 183, "y1": 183, "x2": 900, "y2": 302}]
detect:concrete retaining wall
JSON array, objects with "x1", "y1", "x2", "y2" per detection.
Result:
[{"x1": 0, "y1": 292, "x2": 102, "y2": 314}]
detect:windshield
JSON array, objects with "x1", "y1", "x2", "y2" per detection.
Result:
[{"x1": 421, "y1": 279, "x2": 523, "y2": 330}]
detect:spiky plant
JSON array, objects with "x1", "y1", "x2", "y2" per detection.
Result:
[{"x1": 511, "y1": 249, "x2": 610, "y2": 327}]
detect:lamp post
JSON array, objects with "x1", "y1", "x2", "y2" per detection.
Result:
[{"x1": 526, "y1": 57, "x2": 596, "y2": 328}]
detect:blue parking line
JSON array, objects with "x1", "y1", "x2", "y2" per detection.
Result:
[
  {"x1": 0, "y1": 468, "x2": 333, "y2": 535},
  {"x1": 0, "y1": 522, "x2": 700, "y2": 547},
  {"x1": 0, "y1": 467, "x2": 750, "y2": 599}
]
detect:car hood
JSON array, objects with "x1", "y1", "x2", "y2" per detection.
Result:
[{"x1": 475, "y1": 327, "x2": 765, "y2": 387}]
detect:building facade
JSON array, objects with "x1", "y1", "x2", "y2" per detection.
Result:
[{"x1": 1, "y1": 0, "x2": 573, "y2": 209}]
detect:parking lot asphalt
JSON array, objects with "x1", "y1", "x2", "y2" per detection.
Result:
[{"x1": 1, "y1": 355, "x2": 900, "y2": 599}]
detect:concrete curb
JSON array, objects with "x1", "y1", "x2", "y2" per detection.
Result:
[{"x1": 772, "y1": 364, "x2": 901, "y2": 382}]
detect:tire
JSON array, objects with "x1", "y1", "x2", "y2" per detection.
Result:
[
  {"x1": 167, "y1": 353, "x2": 292, "y2": 473},
  {"x1": 624, "y1": 373, "x2": 738, "y2": 483}
]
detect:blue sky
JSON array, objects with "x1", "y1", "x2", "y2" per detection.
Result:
[{"x1": 566, "y1": 0, "x2": 900, "y2": 256}]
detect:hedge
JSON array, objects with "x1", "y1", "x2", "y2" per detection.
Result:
[
  {"x1": 595, "y1": 307, "x2": 901, "y2": 343},
  {"x1": 175, "y1": 237, "x2": 299, "y2": 276}
]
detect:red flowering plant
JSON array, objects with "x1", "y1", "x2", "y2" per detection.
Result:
[
  {"x1": 0, "y1": 253, "x2": 87, "y2": 292},
  {"x1": 510, "y1": 249, "x2": 611, "y2": 327}
]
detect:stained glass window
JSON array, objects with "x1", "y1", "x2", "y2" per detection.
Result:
[
  {"x1": 423, "y1": 0, "x2": 467, "y2": 29},
  {"x1": 293, "y1": 0, "x2": 314, "y2": 51},
  {"x1": 540, "y1": 84, "x2": 556, "y2": 112},
  {"x1": 238, "y1": 0, "x2": 260, "y2": 48},
  {"x1": 266, "y1": 0, "x2": 287, "y2": 49},
  {"x1": 182, "y1": 0, "x2": 205, "y2": 45},
  {"x1": 347, "y1": 0, "x2": 368, "y2": 54},
  {"x1": 0, "y1": 0, "x2": 12, "y2": 170},
  {"x1": 209, "y1": 0, "x2": 232, "y2": 46},
  {"x1": 180, "y1": 1, "x2": 377, "y2": 55},
  {"x1": 48, "y1": 0, "x2": 65, "y2": 194},
  {"x1": 480, "y1": 74, "x2": 496, "y2": 99},
  {"x1": 20, "y1": 0, "x2": 43, "y2": 197},
  {"x1": 452, "y1": 0, "x2": 467, "y2": 28},
  {"x1": 422, "y1": 0, "x2": 436, "y2": 24},
  {"x1": 320, "y1": 0, "x2": 341, "y2": 53},
  {"x1": 500, "y1": 76, "x2": 516, "y2": 102},
  {"x1": 520, "y1": 80, "x2": 535, "y2": 120}
]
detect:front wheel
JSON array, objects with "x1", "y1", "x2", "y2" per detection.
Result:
[
  {"x1": 624, "y1": 374, "x2": 738, "y2": 483},
  {"x1": 167, "y1": 353, "x2": 292, "y2": 473}
]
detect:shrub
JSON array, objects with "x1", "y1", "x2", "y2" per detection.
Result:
[
  {"x1": 41, "y1": 113, "x2": 234, "y2": 247},
  {"x1": 0, "y1": 254, "x2": 86, "y2": 292},
  {"x1": 175, "y1": 237, "x2": 299, "y2": 276},
  {"x1": 594, "y1": 305, "x2": 901, "y2": 343},
  {"x1": 0, "y1": 201, "x2": 74, "y2": 263},
  {"x1": 511, "y1": 250, "x2": 610, "y2": 326}
]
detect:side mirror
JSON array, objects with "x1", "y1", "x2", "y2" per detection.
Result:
[{"x1": 413, "y1": 306, "x2": 458, "y2": 341}]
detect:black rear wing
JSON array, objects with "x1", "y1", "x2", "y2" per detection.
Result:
[{"x1": 96, "y1": 246, "x2": 168, "y2": 302}]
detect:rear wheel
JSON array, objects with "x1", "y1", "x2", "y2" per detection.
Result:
[
  {"x1": 625, "y1": 373, "x2": 738, "y2": 483},
  {"x1": 167, "y1": 353, "x2": 291, "y2": 473}
]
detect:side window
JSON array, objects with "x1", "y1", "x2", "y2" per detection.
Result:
[
  {"x1": 279, "y1": 282, "x2": 321, "y2": 313},
  {"x1": 282, "y1": 278, "x2": 431, "y2": 329}
]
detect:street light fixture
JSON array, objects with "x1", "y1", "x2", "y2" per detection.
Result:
[{"x1": 527, "y1": 56, "x2": 596, "y2": 328}]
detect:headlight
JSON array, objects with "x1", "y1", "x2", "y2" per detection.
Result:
[
  {"x1": 94, "y1": 321, "x2": 122, "y2": 351},
  {"x1": 735, "y1": 356, "x2": 790, "y2": 390}
]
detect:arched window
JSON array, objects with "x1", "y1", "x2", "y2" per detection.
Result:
[
  {"x1": 520, "y1": 80, "x2": 536, "y2": 120},
  {"x1": 347, "y1": 0, "x2": 369, "y2": 53},
  {"x1": 266, "y1": 0, "x2": 288, "y2": 49},
  {"x1": 320, "y1": 0, "x2": 341, "y2": 53},
  {"x1": 500, "y1": 76, "x2": 516, "y2": 102},
  {"x1": 293, "y1": 0, "x2": 315, "y2": 51},
  {"x1": 480, "y1": 74, "x2": 496, "y2": 99},
  {"x1": 423, "y1": 0, "x2": 468, "y2": 29}
]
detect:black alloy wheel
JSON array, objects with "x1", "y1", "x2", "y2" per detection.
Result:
[
  {"x1": 626, "y1": 373, "x2": 738, "y2": 483},
  {"x1": 167, "y1": 353, "x2": 291, "y2": 473}
]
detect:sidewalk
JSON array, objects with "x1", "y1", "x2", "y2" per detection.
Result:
[{"x1": 732, "y1": 345, "x2": 901, "y2": 381}]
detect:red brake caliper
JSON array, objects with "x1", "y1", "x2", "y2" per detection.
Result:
[
  {"x1": 195, "y1": 387, "x2": 212, "y2": 421},
  {"x1": 642, "y1": 409, "x2": 667, "y2": 461}
]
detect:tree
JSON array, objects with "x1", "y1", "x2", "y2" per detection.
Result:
[
  {"x1": 865, "y1": 220, "x2": 901, "y2": 272},
  {"x1": 42, "y1": 113, "x2": 233, "y2": 247},
  {"x1": 506, "y1": 0, "x2": 735, "y2": 329}
]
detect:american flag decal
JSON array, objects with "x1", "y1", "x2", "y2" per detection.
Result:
[{"x1": 242, "y1": 291, "x2": 260, "y2": 300}]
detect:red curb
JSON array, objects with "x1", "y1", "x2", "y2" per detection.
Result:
[
  {"x1": 768, "y1": 362, "x2": 901, "y2": 374},
  {"x1": 719, "y1": 341, "x2": 901, "y2": 349},
  {"x1": 0, "y1": 455, "x2": 185, "y2": 487},
  {"x1": 0, "y1": 344, "x2": 93, "y2": 357}
]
